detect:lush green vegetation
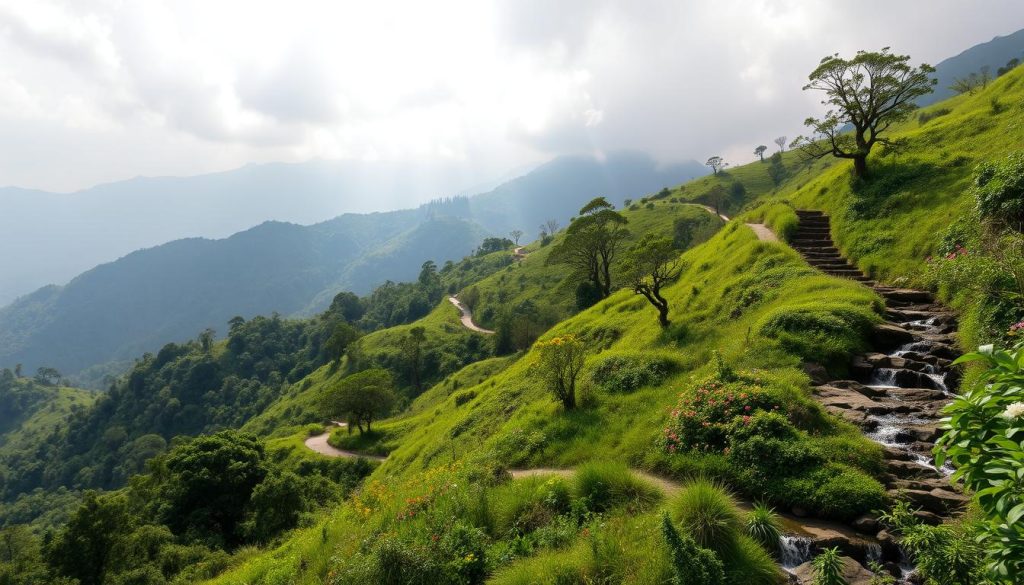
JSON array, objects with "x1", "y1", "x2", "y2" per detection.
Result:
[{"x1": 4, "y1": 46, "x2": 1024, "y2": 585}]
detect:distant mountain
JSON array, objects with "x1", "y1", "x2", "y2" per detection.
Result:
[
  {"x1": 0, "y1": 159, "x2": 506, "y2": 306},
  {"x1": 0, "y1": 152, "x2": 706, "y2": 375},
  {"x1": 919, "y1": 27, "x2": 1024, "y2": 107}
]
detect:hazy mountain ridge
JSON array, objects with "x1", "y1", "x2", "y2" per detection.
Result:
[{"x1": 0, "y1": 152, "x2": 705, "y2": 375}]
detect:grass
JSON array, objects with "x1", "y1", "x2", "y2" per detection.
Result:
[{"x1": 206, "y1": 67, "x2": 1024, "y2": 584}]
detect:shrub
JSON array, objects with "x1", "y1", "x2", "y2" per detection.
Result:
[
  {"x1": 745, "y1": 503, "x2": 782, "y2": 550},
  {"x1": 573, "y1": 461, "x2": 661, "y2": 513},
  {"x1": 757, "y1": 305, "x2": 877, "y2": 372},
  {"x1": 762, "y1": 203, "x2": 799, "y2": 242},
  {"x1": 661, "y1": 513, "x2": 725, "y2": 585},
  {"x1": 490, "y1": 476, "x2": 572, "y2": 537},
  {"x1": 589, "y1": 354, "x2": 677, "y2": 393},
  {"x1": 670, "y1": 479, "x2": 743, "y2": 552},
  {"x1": 878, "y1": 500, "x2": 986, "y2": 584},
  {"x1": 917, "y1": 107, "x2": 951, "y2": 125},
  {"x1": 973, "y1": 151, "x2": 1024, "y2": 231},
  {"x1": 534, "y1": 335, "x2": 587, "y2": 410},
  {"x1": 811, "y1": 547, "x2": 846, "y2": 585},
  {"x1": 805, "y1": 464, "x2": 886, "y2": 521},
  {"x1": 662, "y1": 376, "x2": 785, "y2": 453},
  {"x1": 453, "y1": 390, "x2": 477, "y2": 406}
]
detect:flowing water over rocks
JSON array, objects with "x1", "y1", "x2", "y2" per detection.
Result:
[{"x1": 786, "y1": 210, "x2": 967, "y2": 583}]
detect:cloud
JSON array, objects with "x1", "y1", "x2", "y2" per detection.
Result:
[{"x1": 0, "y1": 0, "x2": 1022, "y2": 192}]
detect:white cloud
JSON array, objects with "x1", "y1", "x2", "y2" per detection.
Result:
[{"x1": 0, "y1": 0, "x2": 1022, "y2": 192}]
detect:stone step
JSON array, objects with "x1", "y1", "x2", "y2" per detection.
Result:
[
  {"x1": 796, "y1": 210, "x2": 826, "y2": 216},
  {"x1": 824, "y1": 269, "x2": 867, "y2": 277}
]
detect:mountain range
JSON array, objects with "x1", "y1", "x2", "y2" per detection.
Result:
[{"x1": 0, "y1": 152, "x2": 705, "y2": 376}]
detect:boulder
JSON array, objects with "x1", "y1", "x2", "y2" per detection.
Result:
[
  {"x1": 791, "y1": 556, "x2": 876, "y2": 585},
  {"x1": 851, "y1": 515, "x2": 880, "y2": 535},
  {"x1": 830, "y1": 379, "x2": 888, "y2": 398},
  {"x1": 871, "y1": 323, "x2": 915, "y2": 350},
  {"x1": 901, "y1": 488, "x2": 968, "y2": 514},
  {"x1": 802, "y1": 362, "x2": 830, "y2": 385}
]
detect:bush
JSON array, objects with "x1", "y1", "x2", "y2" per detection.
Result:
[
  {"x1": 589, "y1": 354, "x2": 677, "y2": 393},
  {"x1": 811, "y1": 547, "x2": 845, "y2": 585},
  {"x1": 973, "y1": 151, "x2": 1024, "y2": 231},
  {"x1": 573, "y1": 461, "x2": 661, "y2": 513},
  {"x1": 661, "y1": 376, "x2": 786, "y2": 453},
  {"x1": 670, "y1": 479, "x2": 743, "y2": 552},
  {"x1": 804, "y1": 464, "x2": 886, "y2": 521},
  {"x1": 662, "y1": 513, "x2": 725, "y2": 585},
  {"x1": 917, "y1": 107, "x2": 951, "y2": 125},
  {"x1": 453, "y1": 390, "x2": 477, "y2": 406},
  {"x1": 490, "y1": 476, "x2": 572, "y2": 537},
  {"x1": 757, "y1": 305, "x2": 877, "y2": 372}
]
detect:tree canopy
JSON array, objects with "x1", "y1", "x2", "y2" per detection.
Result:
[
  {"x1": 793, "y1": 48, "x2": 935, "y2": 176},
  {"x1": 322, "y1": 368, "x2": 397, "y2": 434},
  {"x1": 546, "y1": 197, "x2": 629, "y2": 304}
]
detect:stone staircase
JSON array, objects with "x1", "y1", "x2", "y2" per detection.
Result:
[
  {"x1": 789, "y1": 210, "x2": 967, "y2": 573},
  {"x1": 792, "y1": 210, "x2": 875, "y2": 286}
]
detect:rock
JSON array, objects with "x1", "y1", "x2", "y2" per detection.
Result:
[
  {"x1": 871, "y1": 323, "x2": 915, "y2": 350},
  {"x1": 802, "y1": 362, "x2": 830, "y2": 385},
  {"x1": 878, "y1": 289, "x2": 934, "y2": 303},
  {"x1": 791, "y1": 556, "x2": 877, "y2": 585},
  {"x1": 851, "y1": 515, "x2": 880, "y2": 534},
  {"x1": 876, "y1": 529, "x2": 901, "y2": 560},
  {"x1": 901, "y1": 488, "x2": 968, "y2": 514},
  {"x1": 830, "y1": 379, "x2": 888, "y2": 398}
]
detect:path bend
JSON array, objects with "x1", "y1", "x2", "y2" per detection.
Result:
[{"x1": 448, "y1": 295, "x2": 495, "y2": 334}]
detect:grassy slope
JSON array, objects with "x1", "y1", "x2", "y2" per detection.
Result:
[
  {"x1": 465, "y1": 203, "x2": 725, "y2": 330},
  {"x1": 0, "y1": 384, "x2": 96, "y2": 458},
  {"x1": 207, "y1": 68, "x2": 1024, "y2": 583}
]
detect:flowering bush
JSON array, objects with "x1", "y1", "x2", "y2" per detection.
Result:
[
  {"x1": 661, "y1": 376, "x2": 784, "y2": 454},
  {"x1": 936, "y1": 342, "x2": 1024, "y2": 579}
]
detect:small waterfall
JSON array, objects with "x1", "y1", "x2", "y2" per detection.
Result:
[
  {"x1": 868, "y1": 368, "x2": 900, "y2": 388},
  {"x1": 865, "y1": 543, "x2": 882, "y2": 565},
  {"x1": 778, "y1": 536, "x2": 814, "y2": 568}
]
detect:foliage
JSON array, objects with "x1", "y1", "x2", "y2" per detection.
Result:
[
  {"x1": 661, "y1": 375, "x2": 785, "y2": 453},
  {"x1": 811, "y1": 547, "x2": 848, "y2": 585},
  {"x1": 546, "y1": 197, "x2": 629, "y2": 301},
  {"x1": 936, "y1": 342, "x2": 1024, "y2": 579},
  {"x1": 572, "y1": 461, "x2": 661, "y2": 514},
  {"x1": 321, "y1": 369, "x2": 397, "y2": 434},
  {"x1": 757, "y1": 304, "x2": 878, "y2": 373},
  {"x1": 589, "y1": 353, "x2": 677, "y2": 393},
  {"x1": 624, "y1": 234, "x2": 685, "y2": 327},
  {"x1": 534, "y1": 335, "x2": 588, "y2": 410},
  {"x1": 754, "y1": 145, "x2": 767, "y2": 161},
  {"x1": 794, "y1": 48, "x2": 936, "y2": 176},
  {"x1": 661, "y1": 512, "x2": 725, "y2": 585},
  {"x1": 706, "y1": 156, "x2": 726, "y2": 174},
  {"x1": 973, "y1": 151, "x2": 1024, "y2": 231},
  {"x1": 672, "y1": 212, "x2": 720, "y2": 250},
  {"x1": 878, "y1": 500, "x2": 987, "y2": 585},
  {"x1": 745, "y1": 503, "x2": 781, "y2": 550}
]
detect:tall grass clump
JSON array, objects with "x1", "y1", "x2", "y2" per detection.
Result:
[
  {"x1": 745, "y1": 502, "x2": 782, "y2": 550},
  {"x1": 670, "y1": 480, "x2": 779, "y2": 585},
  {"x1": 811, "y1": 547, "x2": 847, "y2": 585},
  {"x1": 573, "y1": 461, "x2": 662, "y2": 513},
  {"x1": 661, "y1": 512, "x2": 725, "y2": 585}
]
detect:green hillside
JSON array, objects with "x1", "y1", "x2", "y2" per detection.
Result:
[
  {"x1": 198, "y1": 63, "x2": 1024, "y2": 585},
  {"x1": 3, "y1": 52, "x2": 1023, "y2": 585}
]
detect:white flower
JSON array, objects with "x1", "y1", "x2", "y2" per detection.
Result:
[{"x1": 1002, "y1": 402, "x2": 1024, "y2": 419}]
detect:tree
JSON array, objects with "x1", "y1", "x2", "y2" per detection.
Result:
[
  {"x1": 509, "y1": 230, "x2": 524, "y2": 245},
  {"x1": 998, "y1": 57, "x2": 1020, "y2": 77},
  {"x1": 767, "y1": 152, "x2": 788, "y2": 186},
  {"x1": 13, "y1": 364, "x2": 21, "y2": 378},
  {"x1": 547, "y1": 197, "x2": 629, "y2": 301},
  {"x1": 33, "y1": 367, "x2": 61, "y2": 386},
  {"x1": 774, "y1": 136, "x2": 787, "y2": 152},
  {"x1": 705, "y1": 156, "x2": 725, "y2": 175},
  {"x1": 157, "y1": 431, "x2": 267, "y2": 547},
  {"x1": 198, "y1": 328, "x2": 215, "y2": 352},
  {"x1": 476, "y1": 237, "x2": 514, "y2": 256},
  {"x1": 325, "y1": 322, "x2": 361, "y2": 362},
  {"x1": 535, "y1": 335, "x2": 587, "y2": 410},
  {"x1": 754, "y1": 145, "x2": 767, "y2": 161},
  {"x1": 624, "y1": 235, "x2": 684, "y2": 327},
  {"x1": 401, "y1": 326, "x2": 427, "y2": 393},
  {"x1": 792, "y1": 48, "x2": 935, "y2": 177},
  {"x1": 322, "y1": 368, "x2": 396, "y2": 434},
  {"x1": 45, "y1": 491, "x2": 133, "y2": 585},
  {"x1": 544, "y1": 219, "x2": 560, "y2": 236}
]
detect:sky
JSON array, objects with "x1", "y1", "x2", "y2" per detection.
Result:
[{"x1": 1, "y1": 0, "x2": 1023, "y2": 194}]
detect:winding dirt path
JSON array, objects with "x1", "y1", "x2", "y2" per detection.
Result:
[
  {"x1": 513, "y1": 246, "x2": 528, "y2": 260},
  {"x1": 745, "y1": 223, "x2": 779, "y2": 242},
  {"x1": 510, "y1": 467, "x2": 683, "y2": 496},
  {"x1": 303, "y1": 426, "x2": 387, "y2": 461},
  {"x1": 693, "y1": 203, "x2": 730, "y2": 222},
  {"x1": 448, "y1": 296, "x2": 495, "y2": 334}
]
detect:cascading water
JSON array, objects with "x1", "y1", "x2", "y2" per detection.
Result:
[{"x1": 778, "y1": 536, "x2": 814, "y2": 569}]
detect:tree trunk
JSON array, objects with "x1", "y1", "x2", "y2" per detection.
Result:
[
  {"x1": 657, "y1": 303, "x2": 670, "y2": 328},
  {"x1": 853, "y1": 154, "x2": 868, "y2": 177}
]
